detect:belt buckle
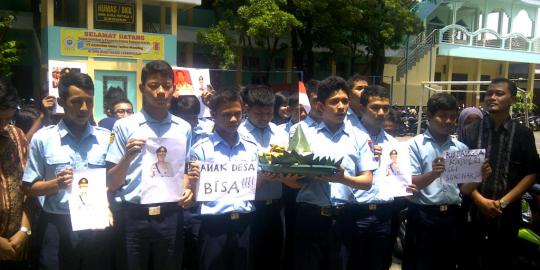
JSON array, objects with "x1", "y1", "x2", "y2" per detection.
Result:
[
  {"x1": 440, "y1": 205, "x2": 448, "y2": 212},
  {"x1": 266, "y1": 199, "x2": 273, "y2": 205},
  {"x1": 321, "y1": 207, "x2": 332, "y2": 217},
  {"x1": 369, "y1": 204, "x2": 377, "y2": 211},
  {"x1": 148, "y1": 206, "x2": 161, "y2": 216},
  {"x1": 230, "y1": 213, "x2": 240, "y2": 220}
]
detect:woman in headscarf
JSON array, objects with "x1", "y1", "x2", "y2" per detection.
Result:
[{"x1": 457, "y1": 107, "x2": 483, "y2": 138}]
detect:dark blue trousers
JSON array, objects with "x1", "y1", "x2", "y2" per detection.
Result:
[
  {"x1": 251, "y1": 200, "x2": 284, "y2": 270},
  {"x1": 122, "y1": 202, "x2": 184, "y2": 270},
  {"x1": 337, "y1": 203, "x2": 393, "y2": 270},
  {"x1": 38, "y1": 212, "x2": 113, "y2": 270},
  {"x1": 403, "y1": 203, "x2": 460, "y2": 270},
  {"x1": 198, "y1": 212, "x2": 253, "y2": 270},
  {"x1": 292, "y1": 203, "x2": 342, "y2": 270},
  {"x1": 182, "y1": 206, "x2": 201, "y2": 270}
]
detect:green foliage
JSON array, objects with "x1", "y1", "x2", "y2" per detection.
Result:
[
  {"x1": 197, "y1": 21, "x2": 236, "y2": 69},
  {"x1": 514, "y1": 90, "x2": 537, "y2": 112},
  {"x1": 0, "y1": 14, "x2": 23, "y2": 78}
]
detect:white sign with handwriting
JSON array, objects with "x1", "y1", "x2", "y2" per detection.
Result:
[
  {"x1": 442, "y1": 149, "x2": 486, "y2": 184},
  {"x1": 196, "y1": 160, "x2": 258, "y2": 202}
]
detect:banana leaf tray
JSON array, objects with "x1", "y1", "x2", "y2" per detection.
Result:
[{"x1": 260, "y1": 163, "x2": 339, "y2": 177}]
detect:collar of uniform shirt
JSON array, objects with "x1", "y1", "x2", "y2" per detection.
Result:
[
  {"x1": 243, "y1": 119, "x2": 274, "y2": 135},
  {"x1": 422, "y1": 128, "x2": 456, "y2": 147},
  {"x1": 315, "y1": 120, "x2": 350, "y2": 136},
  {"x1": 57, "y1": 120, "x2": 94, "y2": 140},
  {"x1": 138, "y1": 109, "x2": 175, "y2": 125},
  {"x1": 357, "y1": 118, "x2": 388, "y2": 144},
  {"x1": 211, "y1": 131, "x2": 243, "y2": 148}
]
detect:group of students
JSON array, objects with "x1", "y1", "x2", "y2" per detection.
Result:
[{"x1": 0, "y1": 59, "x2": 539, "y2": 270}]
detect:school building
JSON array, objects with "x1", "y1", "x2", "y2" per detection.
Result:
[{"x1": 385, "y1": 0, "x2": 540, "y2": 107}]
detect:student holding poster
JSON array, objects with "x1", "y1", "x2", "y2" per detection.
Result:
[
  {"x1": 188, "y1": 89, "x2": 259, "y2": 270},
  {"x1": 22, "y1": 72, "x2": 113, "y2": 269},
  {"x1": 106, "y1": 60, "x2": 193, "y2": 270},
  {"x1": 343, "y1": 85, "x2": 412, "y2": 270},
  {"x1": 292, "y1": 76, "x2": 377, "y2": 270},
  {"x1": 405, "y1": 93, "x2": 490, "y2": 270},
  {"x1": 460, "y1": 78, "x2": 540, "y2": 270}
]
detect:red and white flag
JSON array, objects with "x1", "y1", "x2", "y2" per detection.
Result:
[{"x1": 298, "y1": 81, "x2": 311, "y2": 114}]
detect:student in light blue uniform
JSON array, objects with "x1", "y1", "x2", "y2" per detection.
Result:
[
  {"x1": 238, "y1": 85, "x2": 302, "y2": 270},
  {"x1": 345, "y1": 74, "x2": 368, "y2": 127},
  {"x1": 341, "y1": 85, "x2": 405, "y2": 270},
  {"x1": 106, "y1": 60, "x2": 193, "y2": 270},
  {"x1": 292, "y1": 76, "x2": 376, "y2": 270},
  {"x1": 404, "y1": 93, "x2": 486, "y2": 270},
  {"x1": 22, "y1": 72, "x2": 113, "y2": 269},
  {"x1": 188, "y1": 89, "x2": 258, "y2": 270}
]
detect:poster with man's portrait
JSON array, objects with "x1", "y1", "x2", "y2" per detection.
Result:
[
  {"x1": 374, "y1": 142, "x2": 412, "y2": 199},
  {"x1": 69, "y1": 168, "x2": 110, "y2": 231},
  {"x1": 173, "y1": 67, "x2": 212, "y2": 118},
  {"x1": 140, "y1": 137, "x2": 187, "y2": 204},
  {"x1": 48, "y1": 60, "x2": 87, "y2": 114}
]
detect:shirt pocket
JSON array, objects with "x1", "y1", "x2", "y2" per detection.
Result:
[
  {"x1": 87, "y1": 152, "x2": 106, "y2": 168},
  {"x1": 45, "y1": 155, "x2": 71, "y2": 177}
]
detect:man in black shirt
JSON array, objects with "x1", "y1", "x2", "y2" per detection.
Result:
[{"x1": 460, "y1": 78, "x2": 540, "y2": 270}]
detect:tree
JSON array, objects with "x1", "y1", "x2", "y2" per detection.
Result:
[
  {"x1": 0, "y1": 14, "x2": 23, "y2": 78},
  {"x1": 197, "y1": 21, "x2": 236, "y2": 69},
  {"x1": 356, "y1": 0, "x2": 422, "y2": 76},
  {"x1": 199, "y1": 0, "x2": 301, "y2": 83}
]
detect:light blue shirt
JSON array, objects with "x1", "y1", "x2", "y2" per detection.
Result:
[
  {"x1": 192, "y1": 124, "x2": 210, "y2": 146},
  {"x1": 22, "y1": 121, "x2": 111, "y2": 215},
  {"x1": 295, "y1": 121, "x2": 378, "y2": 207},
  {"x1": 105, "y1": 110, "x2": 192, "y2": 204},
  {"x1": 350, "y1": 120, "x2": 398, "y2": 204},
  {"x1": 239, "y1": 120, "x2": 288, "y2": 200},
  {"x1": 408, "y1": 129, "x2": 468, "y2": 205},
  {"x1": 278, "y1": 120, "x2": 294, "y2": 134},
  {"x1": 288, "y1": 115, "x2": 319, "y2": 139},
  {"x1": 189, "y1": 132, "x2": 259, "y2": 215},
  {"x1": 198, "y1": 117, "x2": 214, "y2": 134},
  {"x1": 345, "y1": 108, "x2": 361, "y2": 127}
]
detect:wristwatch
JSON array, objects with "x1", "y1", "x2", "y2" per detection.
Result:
[
  {"x1": 499, "y1": 199, "x2": 508, "y2": 209},
  {"x1": 20, "y1": 226, "x2": 32, "y2": 236}
]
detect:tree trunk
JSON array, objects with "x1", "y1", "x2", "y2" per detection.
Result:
[{"x1": 370, "y1": 46, "x2": 386, "y2": 77}]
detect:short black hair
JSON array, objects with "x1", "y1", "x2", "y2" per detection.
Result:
[
  {"x1": 427, "y1": 93, "x2": 457, "y2": 115},
  {"x1": 347, "y1": 74, "x2": 368, "y2": 88},
  {"x1": 389, "y1": 149, "x2": 398, "y2": 156},
  {"x1": 141, "y1": 60, "x2": 174, "y2": 84},
  {"x1": 386, "y1": 109, "x2": 400, "y2": 124},
  {"x1": 209, "y1": 88, "x2": 243, "y2": 112},
  {"x1": 14, "y1": 105, "x2": 40, "y2": 133},
  {"x1": 317, "y1": 76, "x2": 349, "y2": 103},
  {"x1": 58, "y1": 72, "x2": 94, "y2": 101},
  {"x1": 490, "y1": 77, "x2": 517, "y2": 96},
  {"x1": 110, "y1": 98, "x2": 132, "y2": 109},
  {"x1": 0, "y1": 78, "x2": 19, "y2": 110},
  {"x1": 170, "y1": 95, "x2": 200, "y2": 117},
  {"x1": 156, "y1": 146, "x2": 167, "y2": 153},
  {"x1": 359, "y1": 85, "x2": 390, "y2": 106},
  {"x1": 242, "y1": 85, "x2": 275, "y2": 107},
  {"x1": 305, "y1": 80, "x2": 320, "y2": 97},
  {"x1": 273, "y1": 91, "x2": 288, "y2": 119},
  {"x1": 287, "y1": 94, "x2": 299, "y2": 107}
]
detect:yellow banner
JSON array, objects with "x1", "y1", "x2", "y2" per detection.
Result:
[{"x1": 60, "y1": 28, "x2": 164, "y2": 60}]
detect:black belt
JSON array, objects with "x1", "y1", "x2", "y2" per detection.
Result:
[
  {"x1": 409, "y1": 203, "x2": 460, "y2": 213},
  {"x1": 254, "y1": 198, "x2": 282, "y2": 207},
  {"x1": 122, "y1": 202, "x2": 181, "y2": 218},
  {"x1": 349, "y1": 203, "x2": 392, "y2": 212},
  {"x1": 297, "y1": 202, "x2": 345, "y2": 217},
  {"x1": 201, "y1": 211, "x2": 253, "y2": 221}
]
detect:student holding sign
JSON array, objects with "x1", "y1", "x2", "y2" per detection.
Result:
[
  {"x1": 22, "y1": 73, "x2": 113, "y2": 269},
  {"x1": 342, "y1": 85, "x2": 408, "y2": 270},
  {"x1": 405, "y1": 93, "x2": 490, "y2": 270},
  {"x1": 238, "y1": 85, "x2": 302, "y2": 270},
  {"x1": 292, "y1": 76, "x2": 377, "y2": 270},
  {"x1": 106, "y1": 60, "x2": 193, "y2": 270},
  {"x1": 188, "y1": 89, "x2": 259, "y2": 270},
  {"x1": 460, "y1": 78, "x2": 540, "y2": 270}
]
